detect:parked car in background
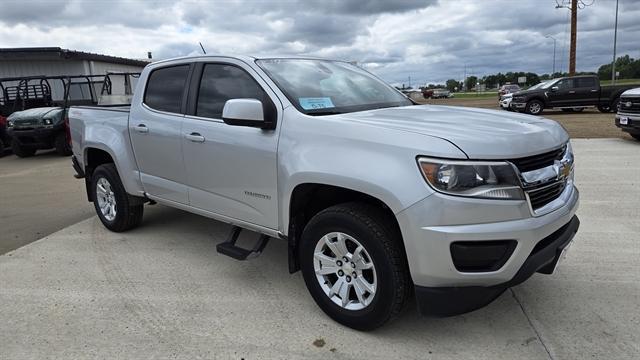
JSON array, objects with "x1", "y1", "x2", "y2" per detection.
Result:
[
  {"x1": 432, "y1": 88, "x2": 451, "y2": 98},
  {"x1": 510, "y1": 75, "x2": 640, "y2": 115},
  {"x1": 422, "y1": 88, "x2": 434, "y2": 99},
  {"x1": 615, "y1": 87, "x2": 640, "y2": 141},
  {"x1": 498, "y1": 84, "x2": 521, "y2": 98},
  {"x1": 70, "y1": 55, "x2": 579, "y2": 330},
  {"x1": 499, "y1": 93, "x2": 513, "y2": 110}
]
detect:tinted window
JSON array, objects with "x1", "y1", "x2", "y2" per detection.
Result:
[
  {"x1": 196, "y1": 64, "x2": 267, "y2": 119},
  {"x1": 576, "y1": 77, "x2": 596, "y2": 88},
  {"x1": 556, "y1": 78, "x2": 574, "y2": 90},
  {"x1": 144, "y1": 65, "x2": 189, "y2": 113}
]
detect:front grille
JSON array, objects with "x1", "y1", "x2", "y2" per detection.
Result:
[
  {"x1": 619, "y1": 97, "x2": 640, "y2": 114},
  {"x1": 509, "y1": 146, "x2": 566, "y2": 173},
  {"x1": 527, "y1": 180, "x2": 566, "y2": 210}
]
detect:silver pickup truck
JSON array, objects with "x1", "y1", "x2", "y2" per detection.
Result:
[{"x1": 69, "y1": 55, "x2": 580, "y2": 330}]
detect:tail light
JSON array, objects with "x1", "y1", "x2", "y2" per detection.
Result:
[{"x1": 0, "y1": 115, "x2": 6, "y2": 127}]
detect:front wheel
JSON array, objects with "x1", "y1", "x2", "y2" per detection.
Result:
[
  {"x1": 630, "y1": 133, "x2": 640, "y2": 142},
  {"x1": 598, "y1": 104, "x2": 612, "y2": 113},
  {"x1": 525, "y1": 100, "x2": 544, "y2": 115},
  {"x1": 91, "y1": 163, "x2": 143, "y2": 232},
  {"x1": 299, "y1": 203, "x2": 411, "y2": 330}
]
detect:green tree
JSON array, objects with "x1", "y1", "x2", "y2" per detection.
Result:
[
  {"x1": 445, "y1": 79, "x2": 459, "y2": 92},
  {"x1": 465, "y1": 76, "x2": 478, "y2": 91}
]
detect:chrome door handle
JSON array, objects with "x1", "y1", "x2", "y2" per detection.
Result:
[
  {"x1": 134, "y1": 124, "x2": 149, "y2": 133},
  {"x1": 185, "y1": 132, "x2": 205, "y2": 143},
  {"x1": 590, "y1": 89, "x2": 598, "y2": 92},
  {"x1": 568, "y1": 90, "x2": 575, "y2": 94}
]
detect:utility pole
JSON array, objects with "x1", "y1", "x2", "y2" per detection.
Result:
[
  {"x1": 545, "y1": 35, "x2": 557, "y2": 75},
  {"x1": 611, "y1": 0, "x2": 619, "y2": 84},
  {"x1": 569, "y1": 0, "x2": 577, "y2": 75}
]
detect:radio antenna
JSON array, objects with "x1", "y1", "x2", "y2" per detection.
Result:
[{"x1": 199, "y1": 42, "x2": 207, "y2": 54}]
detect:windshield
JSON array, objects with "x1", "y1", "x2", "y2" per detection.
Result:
[
  {"x1": 256, "y1": 59, "x2": 412, "y2": 115},
  {"x1": 540, "y1": 79, "x2": 560, "y2": 89}
]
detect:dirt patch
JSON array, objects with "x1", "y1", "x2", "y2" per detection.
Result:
[{"x1": 416, "y1": 97, "x2": 632, "y2": 139}]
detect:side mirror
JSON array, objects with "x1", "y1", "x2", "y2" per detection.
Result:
[
  {"x1": 550, "y1": 86, "x2": 559, "y2": 92},
  {"x1": 222, "y1": 99, "x2": 270, "y2": 129}
]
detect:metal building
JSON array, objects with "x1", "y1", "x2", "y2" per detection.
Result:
[{"x1": 0, "y1": 47, "x2": 149, "y2": 78}]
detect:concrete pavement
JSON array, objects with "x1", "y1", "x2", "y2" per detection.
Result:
[
  {"x1": 0, "y1": 150, "x2": 94, "y2": 254},
  {"x1": 0, "y1": 138, "x2": 639, "y2": 359}
]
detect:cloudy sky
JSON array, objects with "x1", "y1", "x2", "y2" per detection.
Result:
[{"x1": 1, "y1": 0, "x2": 638, "y2": 85}]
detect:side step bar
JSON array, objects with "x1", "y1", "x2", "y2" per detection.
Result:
[{"x1": 216, "y1": 226, "x2": 270, "y2": 260}]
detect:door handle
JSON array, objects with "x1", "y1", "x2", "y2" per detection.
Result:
[
  {"x1": 133, "y1": 124, "x2": 149, "y2": 133},
  {"x1": 590, "y1": 89, "x2": 598, "y2": 92},
  {"x1": 185, "y1": 132, "x2": 205, "y2": 143},
  {"x1": 568, "y1": 90, "x2": 575, "y2": 94}
]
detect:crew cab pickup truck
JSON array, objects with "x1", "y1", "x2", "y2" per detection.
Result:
[
  {"x1": 510, "y1": 75, "x2": 640, "y2": 115},
  {"x1": 69, "y1": 55, "x2": 580, "y2": 330},
  {"x1": 615, "y1": 87, "x2": 640, "y2": 141}
]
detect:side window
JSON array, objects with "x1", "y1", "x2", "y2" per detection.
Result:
[
  {"x1": 557, "y1": 79, "x2": 574, "y2": 90},
  {"x1": 196, "y1": 64, "x2": 267, "y2": 119},
  {"x1": 144, "y1": 65, "x2": 190, "y2": 113},
  {"x1": 576, "y1": 77, "x2": 596, "y2": 88}
]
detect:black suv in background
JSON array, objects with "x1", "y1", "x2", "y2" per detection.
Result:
[
  {"x1": 615, "y1": 88, "x2": 640, "y2": 141},
  {"x1": 510, "y1": 75, "x2": 640, "y2": 115}
]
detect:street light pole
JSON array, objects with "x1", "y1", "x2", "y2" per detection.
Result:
[
  {"x1": 545, "y1": 35, "x2": 557, "y2": 75},
  {"x1": 611, "y1": 0, "x2": 619, "y2": 84}
]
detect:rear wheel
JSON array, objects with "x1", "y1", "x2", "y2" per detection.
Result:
[
  {"x1": 54, "y1": 132, "x2": 72, "y2": 156},
  {"x1": 598, "y1": 104, "x2": 612, "y2": 113},
  {"x1": 525, "y1": 100, "x2": 544, "y2": 115},
  {"x1": 11, "y1": 139, "x2": 36, "y2": 157},
  {"x1": 91, "y1": 163, "x2": 143, "y2": 232},
  {"x1": 299, "y1": 202, "x2": 411, "y2": 330}
]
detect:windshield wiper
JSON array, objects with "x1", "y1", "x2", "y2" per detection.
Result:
[{"x1": 307, "y1": 110, "x2": 343, "y2": 116}]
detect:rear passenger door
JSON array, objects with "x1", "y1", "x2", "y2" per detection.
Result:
[
  {"x1": 129, "y1": 64, "x2": 191, "y2": 204},
  {"x1": 181, "y1": 60, "x2": 280, "y2": 229},
  {"x1": 573, "y1": 77, "x2": 599, "y2": 105}
]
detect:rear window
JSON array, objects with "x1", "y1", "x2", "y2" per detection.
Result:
[
  {"x1": 575, "y1": 77, "x2": 596, "y2": 88},
  {"x1": 144, "y1": 65, "x2": 190, "y2": 113}
]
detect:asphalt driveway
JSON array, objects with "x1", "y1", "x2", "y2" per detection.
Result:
[{"x1": 1, "y1": 138, "x2": 638, "y2": 359}]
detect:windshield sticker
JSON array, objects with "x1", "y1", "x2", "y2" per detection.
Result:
[{"x1": 299, "y1": 97, "x2": 335, "y2": 110}]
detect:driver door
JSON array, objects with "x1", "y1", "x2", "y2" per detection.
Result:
[{"x1": 181, "y1": 61, "x2": 280, "y2": 229}]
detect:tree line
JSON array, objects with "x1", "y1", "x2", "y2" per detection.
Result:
[{"x1": 423, "y1": 55, "x2": 640, "y2": 92}]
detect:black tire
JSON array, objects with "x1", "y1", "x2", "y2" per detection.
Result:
[
  {"x1": 11, "y1": 139, "x2": 36, "y2": 157},
  {"x1": 91, "y1": 163, "x2": 143, "y2": 232},
  {"x1": 611, "y1": 98, "x2": 620, "y2": 113},
  {"x1": 525, "y1": 99, "x2": 544, "y2": 115},
  {"x1": 54, "y1": 132, "x2": 72, "y2": 156},
  {"x1": 630, "y1": 133, "x2": 640, "y2": 142},
  {"x1": 598, "y1": 104, "x2": 612, "y2": 113},
  {"x1": 0, "y1": 137, "x2": 5, "y2": 158},
  {"x1": 299, "y1": 202, "x2": 411, "y2": 330}
]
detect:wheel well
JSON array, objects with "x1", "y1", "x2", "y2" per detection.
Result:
[
  {"x1": 286, "y1": 183, "x2": 403, "y2": 273},
  {"x1": 84, "y1": 148, "x2": 114, "y2": 201}
]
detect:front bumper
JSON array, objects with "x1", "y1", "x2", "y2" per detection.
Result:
[
  {"x1": 510, "y1": 101, "x2": 526, "y2": 110},
  {"x1": 396, "y1": 181, "x2": 579, "y2": 315},
  {"x1": 414, "y1": 215, "x2": 579, "y2": 316},
  {"x1": 8, "y1": 124, "x2": 64, "y2": 149},
  {"x1": 615, "y1": 112, "x2": 640, "y2": 133}
]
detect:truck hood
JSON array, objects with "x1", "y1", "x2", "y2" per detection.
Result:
[
  {"x1": 337, "y1": 105, "x2": 568, "y2": 159},
  {"x1": 8, "y1": 107, "x2": 64, "y2": 126}
]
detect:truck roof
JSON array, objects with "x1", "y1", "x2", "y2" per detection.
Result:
[{"x1": 148, "y1": 54, "x2": 345, "y2": 67}]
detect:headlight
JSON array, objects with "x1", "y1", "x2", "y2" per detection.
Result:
[
  {"x1": 7, "y1": 120, "x2": 13, "y2": 128},
  {"x1": 43, "y1": 119, "x2": 52, "y2": 125},
  {"x1": 417, "y1": 158, "x2": 524, "y2": 200}
]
